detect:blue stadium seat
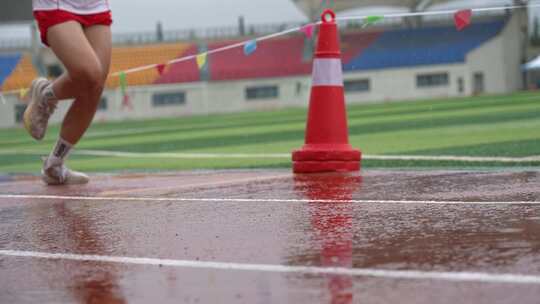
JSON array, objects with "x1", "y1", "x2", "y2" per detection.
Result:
[
  {"x1": 343, "y1": 20, "x2": 506, "y2": 71},
  {"x1": 0, "y1": 53, "x2": 22, "y2": 88}
]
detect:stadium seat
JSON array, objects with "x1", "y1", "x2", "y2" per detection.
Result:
[
  {"x1": 344, "y1": 20, "x2": 506, "y2": 71},
  {"x1": 107, "y1": 42, "x2": 192, "y2": 88},
  {"x1": 1, "y1": 53, "x2": 37, "y2": 92}
]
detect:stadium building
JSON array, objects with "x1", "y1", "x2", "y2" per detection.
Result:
[{"x1": 0, "y1": 0, "x2": 531, "y2": 128}]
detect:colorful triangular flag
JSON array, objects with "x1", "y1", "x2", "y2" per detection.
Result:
[
  {"x1": 156, "y1": 63, "x2": 166, "y2": 75},
  {"x1": 454, "y1": 9, "x2": 472, "y2": 31},
  {"x1": 122, "y1": 93, "x2": 133, "y2": 110},
  {"x1": 363, "y1": 15, "x2": 384, "y2": 28},
  {"x1": 196, "y1": 53, "x2": 207, "y2": 69},
  {"x1": 19, "y1": 88, "x2": 29, "y2": 100},
  {"x1": 244, "y1": 40, "x2": 257, "y2": 56},
  {"x1": 300, "y1": 24, "x2": 315, "y2": 39},
  {"x1": 119, "y1": 71, "x2": 127, "y2": 95},
  {"x1": 119, "y1": 71, "x2": 132, "y2": 110}
]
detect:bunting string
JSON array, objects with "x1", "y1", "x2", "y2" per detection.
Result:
[
  {"x1": 336, "y1": 3, "x2": 531, "y2": 21},
  {"x1": 1, "y1": 2, "x2": 538, "y2": 97}
]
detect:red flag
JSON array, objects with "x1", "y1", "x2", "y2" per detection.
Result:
[
  {"x1": 156, "y1": 63, "x2": 166, "y2": 75},
  {"x1": 300, "y1": 24, "x2": 315, "y2": 39},
  {"x1": 122, "y1": 93, "x2": 133, "y2": 110},
  {"x1": 454, "y1": 9, "x2": 472, "y2": 31}
]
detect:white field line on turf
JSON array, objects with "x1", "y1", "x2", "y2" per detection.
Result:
[
  {"x1": 364, "y1": 155, "x2": 540, "y2": 163},
  {"x1": 75, "y1": 150, "x2": 292, "y2": 159},
  {"x1": 1, "y1": 149, "x2": 540, "y2": 162},
  {"x1": 0, "y1": 250, "x2": 539, "y2": 285},
  {"x1": 1, "y1": 194, "x2": 539, "y2": 205}
]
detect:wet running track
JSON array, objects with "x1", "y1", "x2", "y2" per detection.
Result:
[{"x1": 1, "y1": 170, "x2": 540, "y2": 303}]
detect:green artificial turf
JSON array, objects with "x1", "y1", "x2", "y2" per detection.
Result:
[{"x1": 0, "y1": 92, "x2": 539, "y2": 173}]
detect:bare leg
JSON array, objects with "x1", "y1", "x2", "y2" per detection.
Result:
[
  {"x1": 50, "y1": 26, "x2": 111, "y2": 101},
  {"x1": 83, "y1": 25, "x2": 112, "y2": 91},
  {"x1": 46, "y1": 21, "x2": 111, "y2": 145}
]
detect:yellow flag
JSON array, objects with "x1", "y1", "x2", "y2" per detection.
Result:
[
  {"x1": 196, "y1": 53, "x2": 207, "y2": 69},
  {"x1": 19, "y1": 88, "x2": 29, "y2": 100}
]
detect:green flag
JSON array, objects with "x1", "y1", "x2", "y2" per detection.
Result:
[
  {"x1": 119, "y1": 71, "x2": 127, "y2": 94},
  {"x1": 364, "y1": 15, "x2": 384, "y2": 26}
]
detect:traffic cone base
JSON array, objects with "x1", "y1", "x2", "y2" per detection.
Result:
[
  {"x1": 293, "y1": 161, "x2": 361, "y2": 174},
  {"x1": 292, "y1": 149, "x2": 361, "y2": 162}
]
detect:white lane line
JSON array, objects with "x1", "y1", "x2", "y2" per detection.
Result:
[
  {"x1": 0, "y1": 249, "x2": 539, "y2": 285},
  {"x1": 365, "y1": 155, "x2": 540, "y2": 163},
  {"x1": 1, "y1": 149, "x2": 540, "y2": 163},
  {"x1": 0, "y1": 194, "x2": 539, "y2": 205}
]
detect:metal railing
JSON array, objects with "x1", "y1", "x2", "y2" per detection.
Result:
[
  {"x1": 0, "y1": 37, "x2": 31, "y2": 50},
  {"x1": 112, "y1": 21, "x2": 305, "y2": 45}
]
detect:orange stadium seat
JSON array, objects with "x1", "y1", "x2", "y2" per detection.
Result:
[
  {"x1": 107, "y1": 42, "x2": 192, "y2": 88},
  {"x1": 1, "y1": 53, "x2": 38, "y2": 92}
]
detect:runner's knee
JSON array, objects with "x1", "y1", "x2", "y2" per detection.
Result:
[{"x1": 70, "y1": 61, "x2": 104, "y2": 92}]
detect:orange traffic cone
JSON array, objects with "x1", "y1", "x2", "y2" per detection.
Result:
[{"x1": 292, "y1": 9, "x2": 361, "y2": 174}]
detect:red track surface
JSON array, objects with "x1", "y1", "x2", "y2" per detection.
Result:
[{"x1": 1, "y1": 170, "x2": 540, "y2": 303}]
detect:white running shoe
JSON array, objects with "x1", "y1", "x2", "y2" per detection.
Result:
[
  {"x1": 23, "y1": 78, "x2": 57, "y2": 141},
  {"x1": 42, "y1": 158, "x2": 90, "y2": 186}
]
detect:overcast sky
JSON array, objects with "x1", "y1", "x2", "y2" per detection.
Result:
[{"x1": 0, "y1": 0, "x2": 537, "y2": 39}]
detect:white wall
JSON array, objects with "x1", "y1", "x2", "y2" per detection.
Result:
[
  {"x1": 0, "y1": 94, "x2": 17, "y2": 128},
  {"x1": 14, "y1": 75, "x2": 312, "y2": 126},
  {"x1": 467, "y1": 13, "x2": 525, "y2": 94},
  {"x1": 343, "y1": 64, "x2": 469, "y2": 103},
  {"x1": 89, "y1": 63, "x2": 472, "y2": 124},
  {"x1": 90, "y1": 75, "x2": 311, "y2": 123}
]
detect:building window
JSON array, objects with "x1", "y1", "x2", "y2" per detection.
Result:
[
  {"x1": 457, "y1": 77, "x2": 464, "y2": 93},
  {"x1": 14, "y1": 104, "x2": 27, "y2": 123},
  {"x1": 473, "y1": 72, "x2": 485, "y2": 95},
  {"x1": 245, "y1": 85, "x2": 279, "y2": 100},
  {"x1": 98, "y1": 97, "x2": 108, "y2": 111},
  {"x1": 417, "y1": 73, "x2": 449, "y2": 88},
  {"x1": 152, "y1": 92, "x2": 186, "y2": 107},
  {"x1": 344, "y1": 79, "x2": 370, "y2": 93}
]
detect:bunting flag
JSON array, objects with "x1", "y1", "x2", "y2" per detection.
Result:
[
  {"x1": 363, "y1": 15, "x2": 384, "y2": 27},
  {"x1": 156, "y1": 63, "x2": 166, "y2": 75},
  {"x1": 300, "y1": 24, "x2": 315, "y2": 39},
  {"x1": 19, "y1": 88, "x2": 29, "y2": 100},
  {"x1": 122, "y1": 93, "x2": 133, "y2": 110},
  {"x1": 454, "y1": 9, "x2": 472, "y2": 31},
  {"x1": 119, "y1": 71, "x2": 127, "y2": 95},
  {"x1": 196, "y1": 53, "x2": 207, "y2": 69},
  {"x1": 244, "y1": 40, "x2": 257, "y2": 56},
  {"x1": 119, "y1": 71, "x2": 133, "y2": 110}
]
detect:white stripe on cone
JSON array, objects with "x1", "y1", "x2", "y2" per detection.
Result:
[{"x1": 312, "y1": 58, "x2": 344, "y2": 87}]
